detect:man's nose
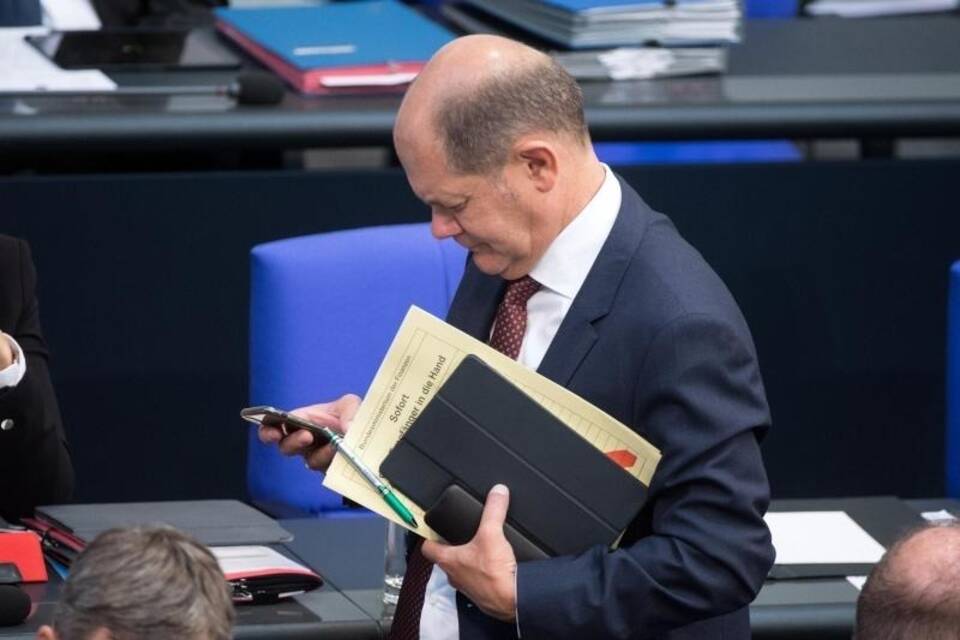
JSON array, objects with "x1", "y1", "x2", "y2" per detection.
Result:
[{"x1": 430, "y1": 212, "x2": 460, "y2": 239}]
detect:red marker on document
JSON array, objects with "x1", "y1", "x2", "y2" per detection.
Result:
[{"x1": 606, "y1": 449, "x2": 637, "y2": 469}]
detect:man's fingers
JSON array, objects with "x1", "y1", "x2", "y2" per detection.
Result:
[
  {"x1": 305, "y1": 445, "x2": 335, "y2": 471},
  {"x1": 277, "y1": 429, "x2": 315, "y2": 455},
  {"x1": 0, "y1": 334, "x2": 13, "y2": 369},
  {"x1": 259, "y1": 395, "x2": 363, "y2": 471},
  {"x1": 478, "y1": 484, "x2": 510, "y2": 534},
  {"x1": 292, "y1": 407, "x2": 342, "y2": 432},
  {"x1": 335, "y1": 394, "x2": 362, "y2": 428},
  {"x1": 292, "y1": 393, "x2": 362, "y2": 435},
  {"x1": 257, "y1": 425, "x2": 283, "y2": 445},
  {"x1": 421, "y1": 539, "x2": 452, "y2": 565}
]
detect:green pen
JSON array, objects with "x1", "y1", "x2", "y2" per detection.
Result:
[{"x1": 241, "y1": 406, "x2": 419, "y2": 528}]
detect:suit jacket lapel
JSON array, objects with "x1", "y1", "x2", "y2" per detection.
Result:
[
  {"x1": 537, "y1": 176, "x2": 650, "y2": 387},
  {"x1": 445, "y1": 175, "x2": 651, "y2": 385}
]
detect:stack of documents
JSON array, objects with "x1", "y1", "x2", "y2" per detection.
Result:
[
  {"x1": 459, "y1": 0, "x2": 743, "y2": 49},
  {"x1": 553, "y1": 46, "x2": 727, "y2": 79},
  {"x1": 805, "y1": 0, "x2": 959, "y2": 17},
  {"x1": 214, "y1": 0, "x2": 455, "y2": 94}
]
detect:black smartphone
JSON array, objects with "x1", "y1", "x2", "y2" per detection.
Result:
[
  {"x1": 26, "y1": 29, "x2": 241, "y2": 71},
  {"x1": 240, "y1": 405, "x2": 333, "y2": 444}
]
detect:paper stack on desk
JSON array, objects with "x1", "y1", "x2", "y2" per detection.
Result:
[
  {"x1": 459, "y1": 0, "x2": 742, "y2": 49},
  {"x1": 805, "y1": 0, "x2": 959, "y2": 17},
  {"x1": 323, "y1": 306, "x2": 661, "y2": 541},
  {"x1": 553, "y1": 46, "x2": 727, "y2": 80}
]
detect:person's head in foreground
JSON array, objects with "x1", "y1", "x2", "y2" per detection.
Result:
[
  {"x1": 36, "y1": 526, "x2": 234, "y2": 640},
  {"x1": 855, "y1": 522, "x2": 960, "y2": 640},
  {"x1": 394, "y1": 34, "x2": 604, "y2": 281}
]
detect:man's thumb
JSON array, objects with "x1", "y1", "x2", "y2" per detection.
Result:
[{"x1": 478, "y1": 484, "x2": 510, "y2": 532}]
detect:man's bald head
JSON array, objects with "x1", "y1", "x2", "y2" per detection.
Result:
[
  {"x1": 856, "y1": 523, "x2": 960, "y2": 640},
  {"x1": 395, "y1": 35, "x2": 589, "y2": 175}
]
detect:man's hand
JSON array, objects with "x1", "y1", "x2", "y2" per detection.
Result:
[
  {"x1": 257, "y1": 394, "x2": 362, "y2": 471},
  {"x1": 0, "y1": 334, "x2": 14, "y2": 370},
  {"x1": 421, "y1": 484, "x2": 518, "y2": 622}
]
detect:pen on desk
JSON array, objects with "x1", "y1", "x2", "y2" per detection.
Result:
[{"x1": 281, "y1": 413, "x2": 418, "y2": 529}]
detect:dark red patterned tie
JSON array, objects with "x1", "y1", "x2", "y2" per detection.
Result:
[
  {"x1": 488, "y1": 276, "x2": 542, "y2": 360},
  {"x1": 389, "y1": 540, "x2": 434, "y2": 640},
  {"x1": 388, "y1": 276, "x2": 541, "y2": 640}
]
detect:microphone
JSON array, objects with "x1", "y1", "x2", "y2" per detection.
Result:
[
  {"x1": 0, "y1": 585, "x2": 30, "y2": 627},
  {"x1": 2, "y1": 71, "x2": 286, "y2": 106},
  {"x1": 216, "y1": 71, "x2": 286, "y2": 106}
]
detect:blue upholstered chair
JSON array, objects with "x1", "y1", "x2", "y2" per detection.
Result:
[
  {"x1": 947, "y1": 261, "x2": 960, "y2": 498},
  {"x1": 248, "y1": 223, "x2": 467, "y2": 516}
]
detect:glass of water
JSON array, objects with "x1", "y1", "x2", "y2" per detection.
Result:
[{"x1": 383, "y1": 520, "x2": 407, "y2": 614}]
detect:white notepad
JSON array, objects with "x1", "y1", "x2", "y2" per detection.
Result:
[{"x1": 765, "y1": 511, "x2": 886, "y2": 564}]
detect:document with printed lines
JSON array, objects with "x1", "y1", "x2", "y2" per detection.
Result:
[{"x1": 323, "y1": 305, "x2": 661, "y2": 539}]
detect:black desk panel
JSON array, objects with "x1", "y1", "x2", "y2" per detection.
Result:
[
  {"x1": 283, "y1": 498, "x2": 960, "y2": 640},
  {"x1": 2, "y1": 16, "x2": 960, "y2": 156},
  {"x1": 1, "y1": 499, "x2": 957, "y2": 639}
]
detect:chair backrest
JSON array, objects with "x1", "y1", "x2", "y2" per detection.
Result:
[
  {"x1": 947, "y1": 260, "x2": 960, "y2": 498},
  {"x1": 248, "y1": 223, "x2": 467, "y2": 516}
]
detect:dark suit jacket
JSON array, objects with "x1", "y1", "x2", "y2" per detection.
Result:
[
  {"x1": 444, "y1": 177, "x2": 775, "y2": 639},
  {"x1": 0, "y1": 236, "x2": 74, "y2": 522}
]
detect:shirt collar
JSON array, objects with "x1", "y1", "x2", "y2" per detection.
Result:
[{"x1": 528, "y1": 164, "x2": 621, "y2": 300}]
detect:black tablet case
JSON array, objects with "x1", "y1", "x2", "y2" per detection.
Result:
[{"x1": 379, "y1": 355, "x2": 648, "y2": 562}]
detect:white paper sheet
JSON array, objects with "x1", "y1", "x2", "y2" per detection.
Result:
[
  {"x1": 41, "y1": 0, "x2": 101, "y2": 30},
  {"x1": 847, "y1": 575, "x2": 867, "y2": 591},
  {"x1": 765, "y1": 511, "x2": 886, "y2": 564},
  {"x1": 921, "y1": 509, "x2": 957, "y2": 524},
  {"x1": 807, "y1": 0, "x2": 958, "y2": 17},
  {"x1": 0, "y1": 27, "x2": 115, "y2": 93}
]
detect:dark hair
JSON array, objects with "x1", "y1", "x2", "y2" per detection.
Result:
[
  {"x1": 53, "y1": 526, "x2": 235, "y2": 640},
  {"x1": 434, "y1": 56, "x2": 588, "y2": 175},
  {"x1": 855, "y1": 523, "x2": 960, "y2": 640}
]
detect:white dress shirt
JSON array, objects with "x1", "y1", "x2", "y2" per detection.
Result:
[
  {"x1": 419, "y1": 165, "x2": 622, "y2": 639},
  {"x1": 0, "y1": 333, "x2": 27, "y2": 389}
]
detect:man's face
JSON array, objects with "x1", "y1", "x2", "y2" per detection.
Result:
[{"x1": 398, "y1": 138, "x2": 549, "y2": 281}]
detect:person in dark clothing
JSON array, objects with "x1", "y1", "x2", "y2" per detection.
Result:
[{"x1": 0, "y1": 236, "x2": 73, "y2": 522}]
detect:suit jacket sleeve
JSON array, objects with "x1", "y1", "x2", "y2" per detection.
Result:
[
  {"x1": 0, "y1": 239, "x2": 74, "y2": 520},
  {"x1": 515, "y1": 312, "x2": 774, "y2": 639}
]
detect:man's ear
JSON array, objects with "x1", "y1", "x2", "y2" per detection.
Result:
[
  {"x1": 513, "y1": 140, "x2": 558, "y2": 192},
  {"x1": 35, "y1": 625, "x2": 57, "y2": 640}
]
